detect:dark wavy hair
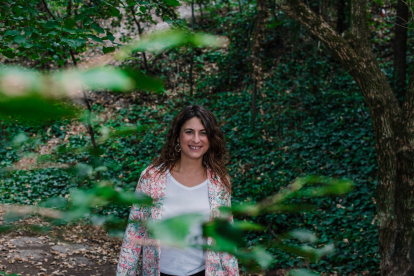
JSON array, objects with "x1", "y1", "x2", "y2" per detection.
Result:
[{"x1": 150, "y1": 105, "x2": 231, "y2": 192}]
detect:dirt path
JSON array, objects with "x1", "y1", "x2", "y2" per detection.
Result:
[{"x1": 0, "y1": 205, "x2": 121, "y2": 276}]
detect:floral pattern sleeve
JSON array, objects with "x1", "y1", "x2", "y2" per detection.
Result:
[
  {"x1": 220, "y1": 188, "x2": 240, "y2": 275},
  {"x1": 116, "y1": 169, "x2": 151, "y2": 276}
]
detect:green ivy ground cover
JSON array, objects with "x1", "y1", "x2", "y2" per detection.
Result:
[{"x1": 0, "y1": 50, "x2": 379, "y2": 275}]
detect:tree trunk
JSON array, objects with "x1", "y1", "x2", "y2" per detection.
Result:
[
  {"x1": 274, "y1": 0, "x2": 414, "y2": 274},
  {"x1": 393, "y1": 0, "x2": 408, "y2": 100},
  {"x1": 251, "y1": 0, "x2": 268, "y2": 125},
  {"x1": 320, "y1": 0, "x2": 329, "y2": 21},
  {"x1": 336, "y1": 0, "x2": 346, "y2": 34},
  {"x1": 189, "y1": 0, "x2": 195, "y2": 96},
  {"x1": 252, "y1": 80, "x2": 257, "y2": 126}
]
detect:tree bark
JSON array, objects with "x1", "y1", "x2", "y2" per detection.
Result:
[
  {"x1": 393, "y1": 0, "x2": 409, "y2": 100},
  {"x1": 320, "y1": 0, "x2": 329, "y2": 21},
  {"x1": 189, "y1": 0, "x2": 195, "y2": 97},
  {"x1": 336, "y1": 0, "x2": 346, "y2": 34},
  {"x1": 274, "y1": 0, "x2": 414, "y2": 274},
  {"x1": 251, "y1": 0, "x2": 268, "y2": 125}
]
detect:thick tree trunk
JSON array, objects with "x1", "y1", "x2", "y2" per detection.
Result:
[
  {"x1": 274, "y1": 0, "x2": 414, "y2": 275},
  {"x1": 393, "y1": 0, "x2": 409, "y2": 100}
]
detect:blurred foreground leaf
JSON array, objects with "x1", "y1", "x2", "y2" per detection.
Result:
[
  {"x1": 287, "y1": 268, "x2": 320, "y2": 276},
  {"x1": 0, "y1": 93, "x2": 79, "y2": 121},
  {"x1": 117, "y1": 29, "x2": 227, "y2": 60},
  {"x1": 147, "y1": 214, "x2": 204, "y2": 248},
  {"x1": 282, "y1": 229, "x2": 318, "y2": 243},
  {"x1": 203, "y1": 218, "x2": 244, "y2": 251}
]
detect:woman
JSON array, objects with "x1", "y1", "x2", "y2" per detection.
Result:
[{"x1": 116, "y1": 105, "x2": 239, "y2": 276}]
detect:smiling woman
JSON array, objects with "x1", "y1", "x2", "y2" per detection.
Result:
[{"x1": 116, "y1": 105, "x2": 239, "y2": 276}]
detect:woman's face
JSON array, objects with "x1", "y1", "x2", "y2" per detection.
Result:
[{"x1": 178, "y1": 117, "x2": 210, "y2": 161}]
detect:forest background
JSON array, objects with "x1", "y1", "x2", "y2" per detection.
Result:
[{"x1": 0, "y1": 0, "x2": 407, "y2": 275}]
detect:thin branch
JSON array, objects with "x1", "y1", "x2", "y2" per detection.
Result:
[
  {"x1": 70, "y1": 49, "x2": 77, "y2": 66},
  {"x1": 129, "y1": 5, "x2": 148, "y2": 70},
  {"x1": 41, "y1": 0, "x2": 56, "y2": 20},
  {"x1": 266, "y1": 225, "x2": 283, "y2": 242},
  {"x1": 81, "y1": 91, "x2": 96, "y2": 148}
]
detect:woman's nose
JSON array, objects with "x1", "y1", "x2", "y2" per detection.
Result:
[{"x1": 193, "y1": 133, "x2": 200, "y2": 143}]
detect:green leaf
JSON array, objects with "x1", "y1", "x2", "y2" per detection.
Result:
[
  {"x1": 23, "y1": 42, "x2": 34, "y2": 49},
  {"x1": 24, "y1": 29, "x2": 33, "y2": 36},
  {"x1": 264, "y1": 203, "x2": 316, "y2": 213},
  {"x1": 62, "y1": 28, "x2": 77, "y2": 34},
  {"x1": 122, "y1": 69, "x2": 164, "y2": 91},
  {"x1": 139, "y1": 6, "x2": 147, "y2": 13},
  {"x1": 221, "y1": 202, "x2": 260, "y2": 216},
  {"x1": 13, "y1": 35, "x2": 26, "y2": 44},
  {"x1": 45, "y1": 20, "x2": 58, "y2": 28},
  {"x1": 64, "y1": 18, "x2": 76, "y2": 29},
  {"x1": 233, "y1": 221, "x2": 265, "y2": 231},
  {"x1": 161, "y1": 0, "x2": 180, "y2": 6},
  {"x1": 86, "y1": 34, "x2": 104, "y2": 43},
  {"x1": 287, "y1": 269, "x2": 320, "y2": 276},
  {"x1": 284, "y1": 230, "x2": 318, "y2": 243},
  {"x1": 5, "y1": 30, "x2": 20, "y2": 36},
  {"x1": 80, "y1": 68, "x2": 134, "y2": 91},
  {"x1": 40, "y1": 197, "x2": 68, "y2": 208},
  {"x1": 74, "y1": 14, "x2": 84, "y2": 21},
  {"x1": 55, "y1": 67, "x2": 133, "y2": 92},
  {"x1": 91, "y1": 23, "x2": 105, "y2": 34},
  {"x1": 103, "y1": 46, "x2": 115, "y2": 54},
  {"x1": 0, "y1": 94, "x2": 79, "y2": 121},
  {"x1": 191, "y1": 33, "x2": 227, "y2": 48},
  {"x1": 118, "y1": 30, "x2": 225, "y2": 60},
  {"x1": 108, "y1": 7, "x2": 120, "y2": 16},
  {"x1": 106, "y1": 32, "x2": 115, "y2": 42},
  {"x1": 249, "y1": 246, "x2": 274, "y2": 268},
  {"x1": 146, "y1": 214, "x2": 204, "y2": 248},
  {"x1": 61, "y1": 37, "x2": 87, "y2": 48},
  {"x1": 203, "y1": 219, "x2": 244, "y2": 251},
  {"x1": 2, "y1": 50, "x2": 15, "y2": 59}
]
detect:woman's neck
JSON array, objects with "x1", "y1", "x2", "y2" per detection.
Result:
[{"x1": 173, "y1": 157, "x2": 205, "y2": 176}]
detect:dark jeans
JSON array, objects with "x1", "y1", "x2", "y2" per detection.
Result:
[{"x1": 160, "y1": 270, "x2": 205, "y2": 276}]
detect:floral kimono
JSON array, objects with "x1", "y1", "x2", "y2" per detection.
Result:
[{"x1": 116, "y1": 165, "x2": 239, "y2": 276}]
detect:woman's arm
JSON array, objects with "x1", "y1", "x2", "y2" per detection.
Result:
[{"x1": 116, "y1": 169, "x2": 150, "y2": 276}]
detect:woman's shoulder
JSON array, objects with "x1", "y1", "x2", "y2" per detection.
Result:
[
  {"x1": 140, "y1": 163, "x2": 163, "y2": 176},
  {"x1": 207, "y1": 169, "x2": 231, "y2": 195}
]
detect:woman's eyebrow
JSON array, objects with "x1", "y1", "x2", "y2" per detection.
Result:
[{"x1": 184, "y1": 128, "x2": 206, "y2": 131}]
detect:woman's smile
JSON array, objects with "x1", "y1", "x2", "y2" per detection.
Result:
[{"x1": 189, "y1": 145, "x2": 202, "y2": 151}]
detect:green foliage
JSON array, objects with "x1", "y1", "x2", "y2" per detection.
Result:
[
  {"x1": 0, "y1": 26, "x2": 356, "y2": 275},
  {"x1": 0, "y1": 0, "x2": 389, "y2": 274},
  {"x1": 0, "y1": 0, "x2": 183, "y2": 67}
]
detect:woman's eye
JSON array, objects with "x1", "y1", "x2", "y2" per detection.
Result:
[
  {"x1": 185, "y1": 131, "x2": 192, "y2": 134},
  {"x1": 201, "y1": 132, "x2": 207, "y2": 135}
]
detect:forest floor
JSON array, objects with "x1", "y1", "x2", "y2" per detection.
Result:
[
  {"x1": 0, "y1": 204, "x2": 293, "y2": 276},
  {"x1": 0, "y1": 205, "x2": 120, "y2": 276},
  {"x1": 0, "y1": 200, "x2": 366, "y2": 276}
]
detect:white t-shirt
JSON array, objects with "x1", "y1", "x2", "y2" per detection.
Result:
[{"x1": 160, "y1": 171, "x2": 210, "y2": 276}]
